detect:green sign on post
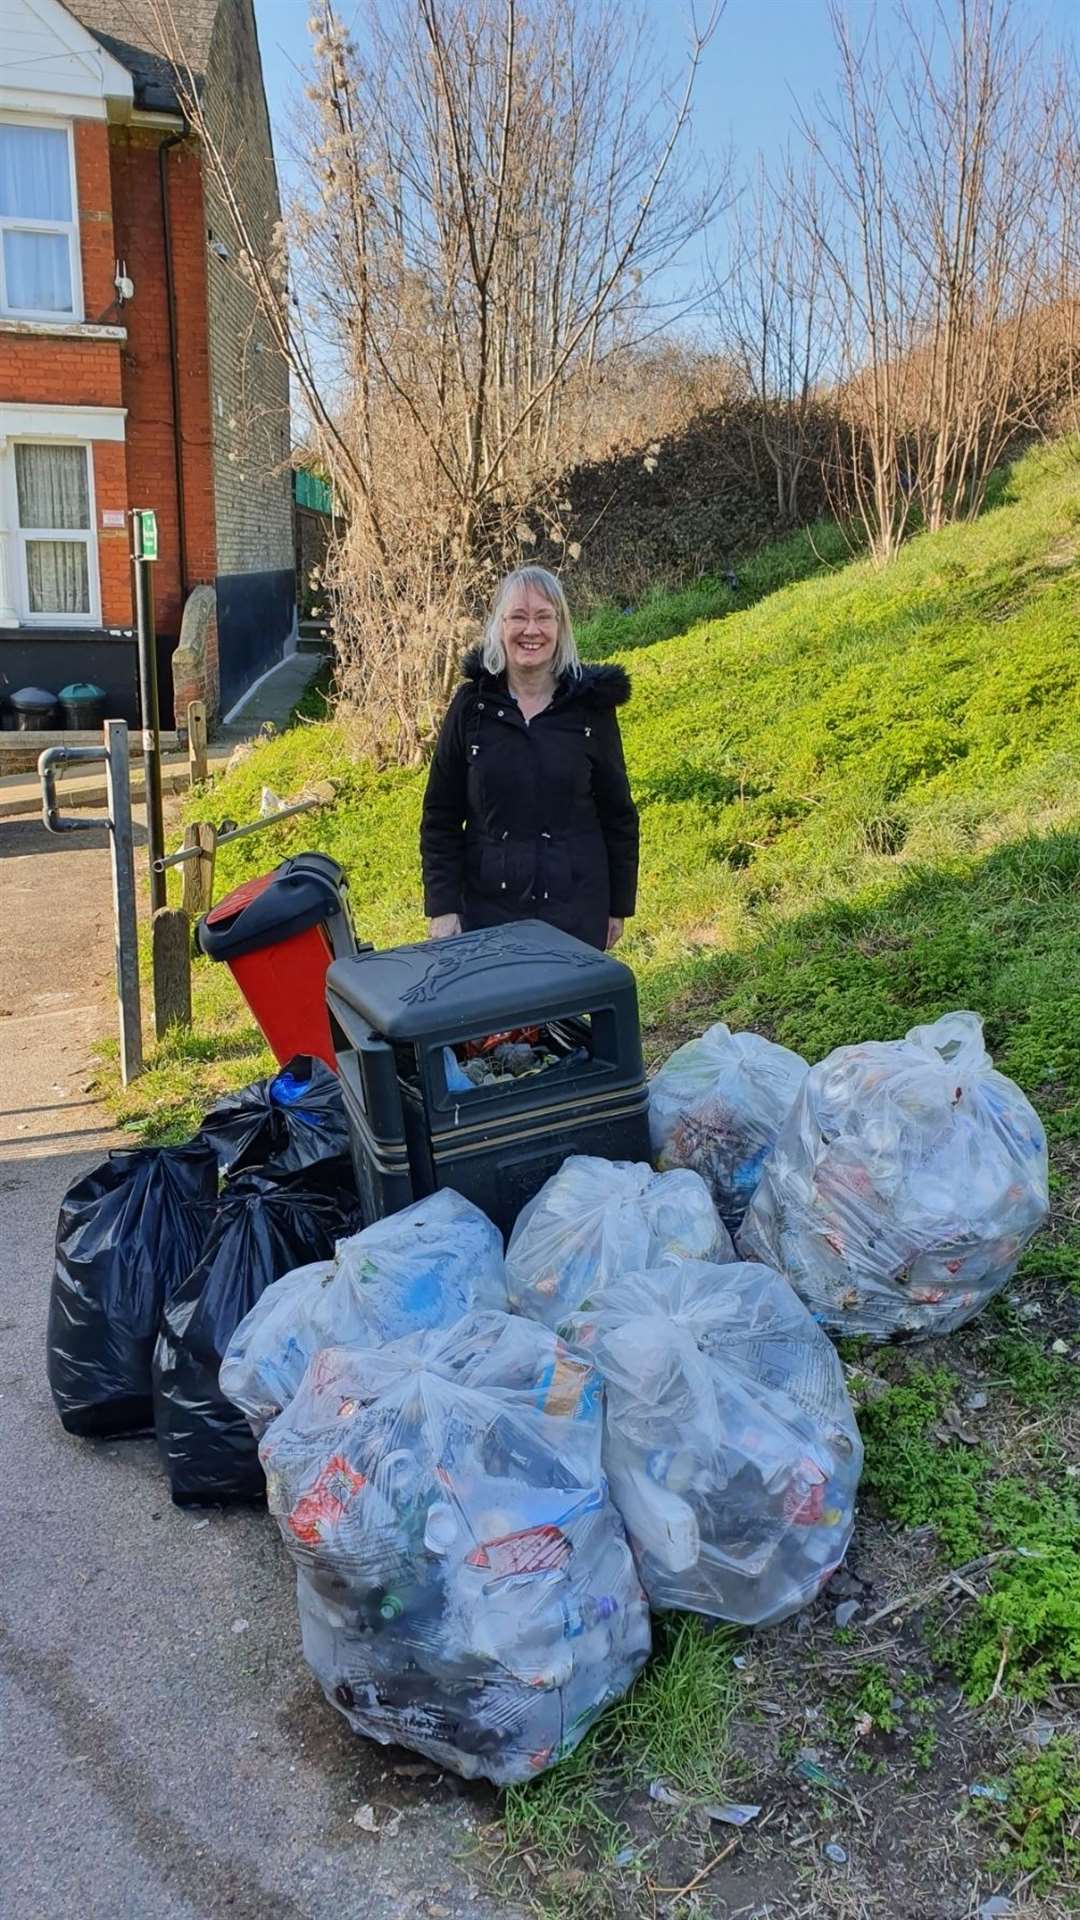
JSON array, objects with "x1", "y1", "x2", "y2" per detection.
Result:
[{"x1": 136, "y1": 508, "x2": 158, "y2": 561}]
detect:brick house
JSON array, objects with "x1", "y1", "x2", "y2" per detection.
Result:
[{"x1": 0, "y1": 0, "x2": 294, "y2": 731}]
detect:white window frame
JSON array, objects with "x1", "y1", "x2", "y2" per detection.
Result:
[
  {"x1": 9, "y1": 438, "x2": 99, "y2": 627},
  {"x1": 0, "y1": 114, "x2": 83, "y2": 323}
]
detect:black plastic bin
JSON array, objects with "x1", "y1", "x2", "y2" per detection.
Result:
[
  {"x1": 59, "y1": 681, "x2": 107, "y2": 730},
  {"x1": 10, "y1": 686, "x2": 58, "y2": 732},
  {"x1": 326, "y1": 919, "x2": 651, "y2": 1237}
]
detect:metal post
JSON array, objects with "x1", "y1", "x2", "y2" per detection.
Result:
[
  {"x1": 186, "y1": 698, "x2": 208, "y2": 786},
  {"x1": 104, "y1": 720, "x2": 144, "y2": 1085},
  {"x1": 131, "y1": 509, "x2": 166, "y2": 910}
]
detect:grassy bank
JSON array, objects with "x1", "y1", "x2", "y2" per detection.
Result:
[{"x1": 101, "y1": 439, "x2": 1080, "y2": 1915}]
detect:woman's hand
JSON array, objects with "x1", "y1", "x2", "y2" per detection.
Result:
[
  {"x1": 428, "y1": 913, "x2": 463, "y2": 939},
  {"x1": 605, "y1": 917, "x2": 625, "y2": 950}
]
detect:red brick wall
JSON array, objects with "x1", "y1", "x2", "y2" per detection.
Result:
[
  {"x1": 73, "y1": 120, "x2": 117, "y2": 322},
  {"x1": 110, "y1": 129, "x2": 216, "y2": 639},
  {"x1": 164, "y1": 141, "x2": 216, "y2": 588},
  {"x1": 0, "y1": 334, "x2": 123, "y2": 406},
  {"x1": 92, "y1": 441, "x2": 132, "y2": 625}
]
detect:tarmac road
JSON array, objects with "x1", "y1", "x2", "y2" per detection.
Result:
[{"x1": 0, "y1": 816, "x2": 519, "y2": 1920}]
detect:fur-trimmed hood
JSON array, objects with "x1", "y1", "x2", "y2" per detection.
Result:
[{"x1": 460, "y1": 647, "x2": 631, "y2": 708}]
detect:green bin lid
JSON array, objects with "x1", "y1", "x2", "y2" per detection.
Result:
[{"x1": 58, "y1": 682, "x2": 106, "y2": 700}]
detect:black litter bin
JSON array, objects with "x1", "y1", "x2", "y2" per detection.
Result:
[
  {"x1": 196, "y1": 852, "x2": 365, "y2": 1073},
  {"x1": 59, "y1": 681, "x2": 107, "y2": 730},
  {"x1": 10, "y1": 686, "x2": 59, "y2": 732},
  {"x1": 326, "y1": 919, "x2": 651, "y2": 1237}
]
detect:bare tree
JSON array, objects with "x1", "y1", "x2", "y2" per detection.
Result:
[
  {"x1": 799, "y1": 0, "x2": 1063, "y2": 561},
  {"x1": 898, "y1": 0, "x2": 1062, "y2": 527},
  {"x1": 150, "y1": 0, "x2": 723, "y2": 759},
  {"x1": 714, "y1": 155, "x2": 837, "y2": 525}
]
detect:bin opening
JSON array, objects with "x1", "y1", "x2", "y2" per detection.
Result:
[{"x1": 397, "y1": 1014, "x2": 594, "y2": 1098}]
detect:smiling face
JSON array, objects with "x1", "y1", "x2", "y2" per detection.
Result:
[{"x1": 501, "y1": 584, "x2": 560, "y2": 675}]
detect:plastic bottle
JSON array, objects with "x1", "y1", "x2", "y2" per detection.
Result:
[
  {"x1": 613, "y1": 1465, "x2": 700, "y2": 1574},
  {"x1": 423, "y1": 1502, "x2": 459, "y2": 1553}
]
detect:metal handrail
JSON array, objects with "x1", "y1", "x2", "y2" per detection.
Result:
[
  {"x1": 38, "y1": 743, "x2": 110, "y2": 833},
  {"x1": 151, "y1": 783, "x2": 335, "y2": 872}
]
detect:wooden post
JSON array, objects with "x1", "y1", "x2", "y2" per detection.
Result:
[
  {"x1": 187, "y1": 699, "x2": 208, "y2": 787},
  {"x1": 152, "y1": 907, "x2": 192, "y2": 1037},
  {"x1": 180, "y1": 821, "x2": 217, "y2": 918},
  {"x1": 104, "y1": 720, "x2": 143, "y2": 1085}
]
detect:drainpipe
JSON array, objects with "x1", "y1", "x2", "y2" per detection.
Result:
[{"x1": 159, "y1": 119, "x2": 189, "y2": 602}]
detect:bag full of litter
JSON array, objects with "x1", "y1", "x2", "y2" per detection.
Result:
[
  {"x1": 565, "y1": 1260, "x2": 862, "y2": 1626},
  {"x1": 739, "y1": 1011, "x2": 1049, "y2": 1340},
  {"x1": 194, "y1": 1054, "x2": 351, "y2": 1179},
  {"x1": 649, "y1": 1023, "x2": 809, "y2": 1233},
  {"x1": 259, "y1": 1311, "x2": 651, "y2": 1785},
  {"x1": 153, "y1": 1167, "x2": 359, "y2": 1505},
  {"x1": 220, "y1": 1188, "x2": 508, "y2": 1437},
  {"x1": 47, "y1": 1140, "x2": 218, "y2": 1437},
  {"x1": 506, "y1": 1154, "x2": 732, "y2": 1327}
]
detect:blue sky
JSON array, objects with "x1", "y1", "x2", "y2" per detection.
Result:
[{"x1": 253, "y1": 0, "x2": 1076, "y2": 200}]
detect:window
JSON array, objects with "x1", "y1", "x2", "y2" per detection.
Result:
[
  {"x1": 14, "y1": 443, "x2": 96, "y2": 621},
  {"x1": 0, "y1": 119, "x2": 80, "y2": 320}
]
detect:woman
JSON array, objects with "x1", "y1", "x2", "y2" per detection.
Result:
[{"x1": 421, "y1": 566, "x2": 638, "y2": 951}]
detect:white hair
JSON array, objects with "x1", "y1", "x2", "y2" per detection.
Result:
[{"x1": 481, "y1": 566, "x2": 581, "y2": 678}]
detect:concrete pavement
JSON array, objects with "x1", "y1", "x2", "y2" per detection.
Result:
[{"x1": 0, "y1": 814, "x2": 519, "y2": 1920}]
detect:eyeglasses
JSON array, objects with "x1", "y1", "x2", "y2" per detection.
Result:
[{"x1": 504, "y1": 609, "x2": 557, "y2": 627}]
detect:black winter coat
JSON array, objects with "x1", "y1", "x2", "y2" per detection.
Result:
[{"x1": 421, "y1": 649, "x2": 639, "y2": 951}]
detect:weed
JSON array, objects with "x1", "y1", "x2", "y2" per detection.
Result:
[
  {"x1": 857, "y1": 1367, "x2": 986, "y2": 1562},
  {"x1": 975, "y1": 1737, "x2": 1080, "y2": 1893},
  {"x1": 983, "y1": 1331, "x2": 1074, "y2": 1405},
  {"x1": 962, "y1": 1480, "x2": 1080, "y2": 1701},
  {"x1": 911, "y1": 1726, "x2": 939, "y2": 1770},
  {"x1": 857, "y1": 1362, "x2": 1080, "y2": 1700},
  {"x1": 850, "y1": 1664, "x2": 902, "y2": 1734}
]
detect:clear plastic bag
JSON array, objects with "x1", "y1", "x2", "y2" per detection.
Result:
[
  {"x1": 649, "y1": 1023, "x2": 809, "y2": 1232},
  {"x1": 259, "y1": 1311, "x2": 651, "y2": 1785},
  {"x1": 505, "y1": 1154, "x2": 732, "y2": 1327},
  {"x1": 566, "y1": 1261, "x2": 862, "y2": 1626},
  {"x1": 739, "y1": 1011, "x2": 1049, "y2": 1340},
  {"x1": 220, "y1": 1189, "x2": 507, "y2": 1436}
]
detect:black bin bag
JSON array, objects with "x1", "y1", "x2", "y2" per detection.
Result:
[
  {"x1": 47, "y1": 1142, "x2": 219, "y2": 1438},
  {"x1": 194, "y1": 1055, "x2": 350, "y2": 1178},
  {"x1": 153, "y1": 1167, "x2": 359, "y2": 1506}
]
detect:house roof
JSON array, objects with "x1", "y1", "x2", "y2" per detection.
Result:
[{"x1": 66, "y1": 0, "x2": 220, "y2": 112}]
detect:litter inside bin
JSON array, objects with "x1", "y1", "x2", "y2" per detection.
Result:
[
  {"x1": 153, "y1": 1166, "x2": 359, "y2": 1505},
  {"x1": 649, "y1": 1022, "x2": 809, "y2": 1233},
  {"x1": 47, "y1": 1141, "x2": 218, "y2": 1437},
  {"x1": 220, "y1": 1189, "x2": 508, "y2": 1436},
  {"x1": 259, "y1": 1311, "x2": 651, "y2": 1784},
  {"x1": 506, "y1": 1154, "x2": 733, "y2": 1327},
  {"x1": 194, "y1": 1054, "x2": 351, "y2": 1178},
  {"x1": 565, "y1": 1260, "x2": 863, "y2": 1626},
  {"x1": 442, "y1": 1032, "x2": 589, "y2": 1091},
  {"x1": 739, "y1": 1010, "x2": 1050, "y2": 1340}
]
